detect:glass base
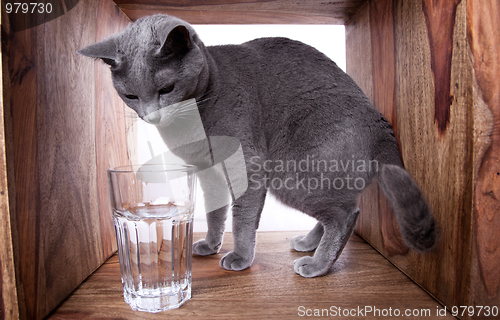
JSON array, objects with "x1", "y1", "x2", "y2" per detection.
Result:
[{"x1": 123, "y1": 285, "x2": 191, "y2": 313}]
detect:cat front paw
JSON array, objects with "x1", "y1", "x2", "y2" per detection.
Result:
[
  {"x1": 293, "y1": 256, "x2": 330, "y2": 278},
  {"x1": 193, "y1": 239, "x2": 220, "y2": 256},
  {"x1": 290, "y1": 235, "x2": 319, "y2": 252},
  {"x1": 220, "y1": 252, "x2": 253, "y2": 271}
]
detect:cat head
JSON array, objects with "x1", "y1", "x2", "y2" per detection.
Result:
[{"x1": 78, "y1": 15, "x2": 210, "y2": 126}]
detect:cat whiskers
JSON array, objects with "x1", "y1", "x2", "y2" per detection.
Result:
[
  {"x1": 166, "y1": 99, "x2": 201, "y2": 124},
  {"x1": 195, "y1": 90, "x2": 216, "y2": 110}
]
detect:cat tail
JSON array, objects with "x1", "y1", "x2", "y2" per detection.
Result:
[{"x1": 376, "y1": 158, "x2": 438, "y2": 252}]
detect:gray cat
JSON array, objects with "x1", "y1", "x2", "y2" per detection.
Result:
[{"x1": 78, "y1": 15, "x2": 437, "y2": 277}]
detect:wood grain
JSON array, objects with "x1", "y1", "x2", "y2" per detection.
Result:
[
  {"x1": 36, "y1": 1, "x2": 104, "y2": 317},
  {"x1": 112, "y1": 0, "x2": 367, "y2": 24},
  {"x1": 1, "y1": 0, "x2": 497, "y2": 319},
  {"x1": 422, "y1": 0, "x2": 461, "y2": 135},
  {"x1": 392, "y1": 1, "x2": 477, "y2": 316},
  {"x1": 346, "y1": 2, "x2": 381, "y2": 254},
  {"x1": 468, "y1": 0, "x2": 500, "y2": 301},
  {"x1": 0, "y1": 8, "x2": 20, "y2": 320},
  {"x1": 47, "y1": 232, "x2": 453, "y2": 319},
  {"x1": 349, "y1": 0, "x2": 409, "y2": 257},
  {"x1": 8, "y1": 10, "x2": 40, "y2": 320},
  {"x1": 369, "y1": 0, "x2": 408, "y2": 256},
  {"x1": 94, "y1": 0, "x2": 131, "y2": 262},
  {"x1": 347, "y1": 0, "x2": 476, "y2": 316},
  {"x1": 4, "y1": 0, "x2": 132, "y2": 318}
]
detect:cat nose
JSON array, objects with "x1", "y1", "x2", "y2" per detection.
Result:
[
  {"x1": 143, "y1": 112, "x2": 161, "y2": 124},
  {"x1": 141, "y1": 102, "x2": 162, "y2": 124}
]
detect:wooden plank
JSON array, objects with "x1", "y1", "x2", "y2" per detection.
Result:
[
  {"x1": 347, "y1": 0, "x2": 475, "y2": 314},
  {"x1": 118, "y1": 8, "x2": 346, "y2": 24},
  {"x1": 347, "y1": 0, "x2": 408, "y2": 258},
  {"x1": 468, "y1": 0, "x2": 500, "y2": 308},
  {"x1": 394, "y1": 0, "x2": 473, "y2": 309},
  {"x1": 7, "y1": 11, "x2": 40, "y2": 320},
  {"x1": 421, "y1": 0, "x2": 461, "y2": 135},
  {"x1": 112, "y1": 0, "x2": 368, "y2": 24},
  {"x1": 369, "y1": 0, "x2": 408, "y2": 257},
  {"x1": 5, "y1": 0, "x2": 132, "y2": 318},
  {"x1": 345, "y1": 3, "x2": 377, "y2": 252},
  {"x1": 0, "y1": 8, "x2": 20, "y2": 320},
  {"x1": 345, "y1": 1, "x2": 373, "y2": 101},
  {"x1": 346, "y1": 0, "x2": 379, "y2": 251},
  {"x1": 34, "y1": 0, "x2": 132, "y2": 317},
  {"x1": 35, "y1": 1, "x2": 104, "y2": 317},
  {"x1": 94, "y1": 0, "x2": 131, "y2": 262},
  {"x1": 48, "y1": 232, "x2": 453, "y2": 319},
  {"x1": 348, "y1": 0, "x2": 409, "y2": 261}
]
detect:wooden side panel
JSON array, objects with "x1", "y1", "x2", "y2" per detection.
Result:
[
  {"x1": 394, "y1": 0, "x2": 473, "y2": 307},
  {"x1": 468, "y1": 0, "x2": 500, "y2": 308},
  {"x1": 94, "y1": 0, "x2": 131, "y2": 262},
  {"x1": 36, "y1": 1, "x2": 102, "y2": 316},
  {"x1": 5, "y1": 0, "x2": 131, "y2": 318},
  {"x1": 8, "y1": 12, "x2": 41, "y2": 320},
  {"x1": 348, "y1": 0, "x2": 410, "y2": 259},
  {"x1": 347, "y1": 0, "x2": 474, "y2": 313},
  {"x1": 346, "y1": 1, "x2": 379, "y2": 246},
  {"x1": 112, "y1": 0, "x2": 367, "y2": 24},
  {"x1": 345, "y1": 1, "x2": 373, "y2": 102},
  {"x1": 0, "y1": 8, "x2": 20, "y2": 320},
  {"x1": 369, "y1": 0, "x2": 409, "y2": 257}
]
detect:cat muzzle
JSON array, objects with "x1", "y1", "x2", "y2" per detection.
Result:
[{"x1": 143, "y1": 112, "x2": 162, "y2": 124}]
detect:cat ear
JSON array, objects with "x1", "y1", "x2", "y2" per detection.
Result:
[
  {"x1": 159, "y1": 25, "x2": 192, "y2": 56},
  {"x1": 77, "y1": 36, "x2": 119, "y2": 67}
]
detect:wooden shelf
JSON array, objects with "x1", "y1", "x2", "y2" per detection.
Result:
[
  {"x1": 112, "y1": 0, "x2": 368, "y2": 24},
  {"x1": 47, "y1": 232, "x2": 453, "y2": 319}
]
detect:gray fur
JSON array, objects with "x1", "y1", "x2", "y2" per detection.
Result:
[
  {"x1": 378, "y1": 164, "x2": 437, "y2": 252},
  {"x1": 78, "y1": 15, "x2": 437, "y2": 277}
]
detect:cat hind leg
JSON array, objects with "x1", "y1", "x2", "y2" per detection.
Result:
[
  {"x1": 294, "y1": 207, "x2": 360, "y2": 277},
  {"x1": 290, "y1": 222, "x2": 324, "y2": 252}
]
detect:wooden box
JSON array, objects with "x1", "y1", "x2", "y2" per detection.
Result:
[{"x1": 0, "y1": 0, "x2": 498, "y2": 319}]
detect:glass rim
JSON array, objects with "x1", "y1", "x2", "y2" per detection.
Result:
[{"x1": 107, "y1": 163, "x2": 197, "y2": 174}]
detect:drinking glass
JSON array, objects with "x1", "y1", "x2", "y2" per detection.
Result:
[{"x1": 108, "y1": 164, "x2": 197, "y2": 312}]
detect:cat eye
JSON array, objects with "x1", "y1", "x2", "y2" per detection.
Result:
[
  {"x1": 125, "y1": 94, "x2": 139, "y2": 100},
  {"x1": 159, "y1": 84, "x2": 175, "y2": 95}
]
